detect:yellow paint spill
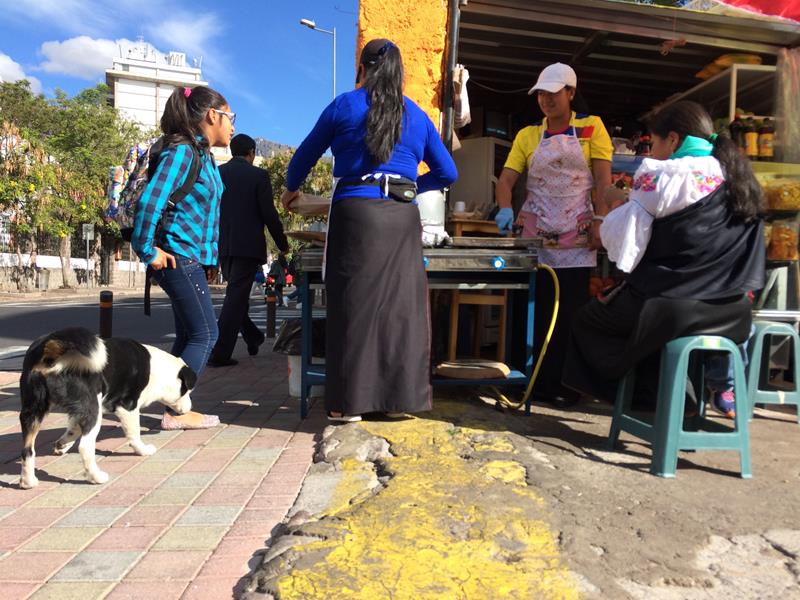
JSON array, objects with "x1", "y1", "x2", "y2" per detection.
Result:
[
  {"x1": 474, "y1": 437, "x2": 517, "y2": 453},
  {"x1": 276, "y1": 400, "x2": 579, "y2": 599},
  {"x1": 480, "y1": 460, "x2": 528, "y2": 486}
]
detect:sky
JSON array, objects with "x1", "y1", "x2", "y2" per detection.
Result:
[{"x1": 0, "y1": 0, "x2": 359, "y2": 146}]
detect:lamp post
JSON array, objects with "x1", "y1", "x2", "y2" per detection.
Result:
[{"x1": 299, "y1": 18, "x2": 336, "y2": 101}]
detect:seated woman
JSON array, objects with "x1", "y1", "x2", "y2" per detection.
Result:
[{"x1": 562, "y1": 100, "x2": 765, "y2": 407}]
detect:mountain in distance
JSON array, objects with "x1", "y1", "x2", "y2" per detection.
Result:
[{"x1": 255, "y1": 138, "x2": 294, "y2": 158}]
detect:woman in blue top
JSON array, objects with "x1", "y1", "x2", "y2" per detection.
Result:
[
  {"x1": 132, "y1": 85, "x2": 234, "y2": 430},
  {"x1": 282, "y1": 39, "x2": 458, "y2": 421}
]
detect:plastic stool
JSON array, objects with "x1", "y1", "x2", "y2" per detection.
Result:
[
  {"x1": 747, "y1": 321, "x2": 800, "y2": 424},
  {"x1": 607, "y1": 335, "x2": 751, "y2": 478}
]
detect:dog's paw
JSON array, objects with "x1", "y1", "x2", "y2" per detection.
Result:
[
  {"x1": 19, "y1": 474, "x2": 39, "y2": 489},
  {"x1": 134, "y1": 443, "x2": 157, "y2": 457},
  {"x1": 53, "y1": 441, "x2": 74, "y2": 456},
  {"x1": 86, "y1": 469, "x2": 109, "y2": 485}
]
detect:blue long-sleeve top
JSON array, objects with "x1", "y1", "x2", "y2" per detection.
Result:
[
  {"x1": 132, "y1": 143, "x2": 224, "y2": 266},
  {"x1": 287, "y1": 87, "x2": 457, "y2": 201}
]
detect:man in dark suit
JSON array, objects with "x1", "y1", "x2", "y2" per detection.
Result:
[{"x1": 208, "y1": 134, "x2": 289, "y2": 367}]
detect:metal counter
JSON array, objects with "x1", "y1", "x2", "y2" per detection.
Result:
[{"x1": 296, "y1": 246, "x2": 539, "y2": 418}]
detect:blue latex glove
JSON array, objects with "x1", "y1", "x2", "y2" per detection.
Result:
[{"x1": 494, "y1": 207, "x2": 514, "y2": 235}]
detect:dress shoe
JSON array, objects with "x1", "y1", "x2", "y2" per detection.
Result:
[
  {"x1": 207, "y1": 357, "x2": 238, "y2": 368},
  {"x1": 247, "y1": 335, "x2": 266, "y2": 356}
]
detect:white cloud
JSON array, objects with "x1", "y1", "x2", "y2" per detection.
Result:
[
  {"x1": 37, "y1": 36, "x2": 165, "y2": 80},
  {"x1": 0, "y1": 52, "x2": 42, "y2": 93},
  {"x1": 1, "y1": 0, "x2": 115, "y2": 36},
  {"x1": 146, "y1": 13, "x2": 228, "y2": 82}
]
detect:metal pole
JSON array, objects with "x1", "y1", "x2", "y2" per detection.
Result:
[
  {"x1": 332, "y1": 27, "x2": 336, "y2": 100},
  {"x1": 99, "y1": 291, "x2": 113, "y2": 339},
  {"x1": 265, "y1": 289, "x2": 277, "y2": 338},
  {"x1": 85, "y1": 237, "x2": 90, "y2": 288},
  {"x1": 442, "y1": 0, "x2": 462, "y2": 153}
]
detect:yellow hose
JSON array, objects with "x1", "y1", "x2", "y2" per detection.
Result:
[{"x1": 492, "y1": 263, "x2": 560, "y2": 410}]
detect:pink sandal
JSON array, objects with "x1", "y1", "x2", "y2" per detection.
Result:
[{"x1": 161, "y1": 411, "x2": 220, "y2": 430}]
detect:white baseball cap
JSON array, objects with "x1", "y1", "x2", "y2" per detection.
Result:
[{"x1": 528, "y1": 63, "x2": 577, "y2": 95}]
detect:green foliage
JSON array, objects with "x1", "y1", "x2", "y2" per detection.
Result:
[
  {"x1": 0, "y1": 81, "x2": 139, "y2": 262},
  {"x1": 260, "y1": 151, "x2": 333, "y2": 255}
]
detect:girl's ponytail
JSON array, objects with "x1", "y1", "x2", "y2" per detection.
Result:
[
  {"x1": 160, "y1": 85, "x2": 228, "y2": 151},
  {"x1": 711, "y1": 132, "x2": 764, "y2": 221}
]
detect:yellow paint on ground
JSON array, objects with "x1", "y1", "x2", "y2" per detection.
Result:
[
  {"x1": 480, "y1": 460, "x2": 528, "y2": 486},
  {"x1": 276, "y1": 400, "x2": 579, "y2": 599},
  {"x1": 474, "y1": 437, "x2": 517, "y2": 453}
]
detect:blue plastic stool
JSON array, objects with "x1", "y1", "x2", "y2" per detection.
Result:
[
  {"x1": 607, "y1": 335, "x2": 751, "y2": 478},
  {"x1": 747, "y1": 321, "x2": 800, "y2": 425}
]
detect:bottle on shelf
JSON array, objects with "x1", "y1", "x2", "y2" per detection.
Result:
[
  {"x1": 744, "y1": 118, "x2": 759, "y2": 161},
  {"x1": 758, "y1": 118, "x2": 774, "y2": 162},
  {"x1": 729, "y1": 116, "x2": 746, "y2": 155}
]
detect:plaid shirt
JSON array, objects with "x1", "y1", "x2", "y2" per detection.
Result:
[{"x1": 132, "y1": 143, "x2": 224, "y2": 266}]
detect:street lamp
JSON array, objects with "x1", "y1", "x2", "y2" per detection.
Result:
[{"x1": 299, "y1": 18, "x2": 336, "y2": 101}]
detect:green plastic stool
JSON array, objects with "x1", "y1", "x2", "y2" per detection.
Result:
[
  {"x1": 607, "y1": 335, "x2": 751, "y2": 478},
  {"x1": 747, "y1": 321, "x2": 800, "y2": 424}
]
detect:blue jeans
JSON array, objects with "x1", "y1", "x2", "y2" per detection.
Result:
[
  {"x1": 704, "y1": 324, "x2": 756, "y2": 391},
  {"x1": 152, "y1": 256, "x2": 218, "y2": 377}
]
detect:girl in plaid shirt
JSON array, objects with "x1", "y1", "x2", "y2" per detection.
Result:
[{"x1": 132, "y1": 85, "x2": 235, "y2": 430}]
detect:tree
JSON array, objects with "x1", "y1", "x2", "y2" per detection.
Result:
[
  {"x1": 260, "y1": 151, "x2": 333, "y2": 256},
  {"x1": 0, "y1": 81, "x2": 139, "y2": 287}
]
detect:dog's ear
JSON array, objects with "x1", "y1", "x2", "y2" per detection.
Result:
[{"x1": 178, "y1": 366, "x2": 197, "y2": 396}]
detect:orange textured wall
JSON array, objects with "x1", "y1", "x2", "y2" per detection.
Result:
[{"x1": 358, "y1": 0, "x2": 448, "y2": 131}]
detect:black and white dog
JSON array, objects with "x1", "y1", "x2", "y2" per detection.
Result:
[{"x1": 19, "y1": 327, "x2": 196, "y2": 488}]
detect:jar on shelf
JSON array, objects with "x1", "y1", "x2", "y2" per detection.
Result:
[
  {"x1": 767, "y1": 217, "x2": 799, "y2": 261},
  {"x1": 758, "y1": 119, "x2": 774, "y2": 161}
]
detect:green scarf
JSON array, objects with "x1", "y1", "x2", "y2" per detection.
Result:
[{"x1": 671, "y1": 134, "x2": 715, "y2": 159}]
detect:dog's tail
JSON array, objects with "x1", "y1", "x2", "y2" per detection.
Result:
[{"x1": 23, "y1": 327, "x2": 107, "y2": 375}]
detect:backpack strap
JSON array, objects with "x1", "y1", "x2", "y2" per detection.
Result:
[
  {"x1": 164, "y1": 146, "x2": 202, "y2": 212},
  {"x1": 144, "y1": 264, "x2": 154, "y2": 316}
]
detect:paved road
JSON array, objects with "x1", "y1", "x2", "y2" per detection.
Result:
[{"x1": 0, "y1": 291, "x2": 325, "y2": 371}]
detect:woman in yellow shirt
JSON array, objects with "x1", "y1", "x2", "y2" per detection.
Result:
[{"x1": 494, "y1": 62, "x2": 612, "y2": 405}]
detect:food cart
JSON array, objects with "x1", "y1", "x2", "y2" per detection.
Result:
[{"x1": 445, "y1": 0, "x2": 800, "y2": 308}]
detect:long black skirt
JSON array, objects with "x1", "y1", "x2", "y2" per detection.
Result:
[
  {"x1": 562, "y1": 284, "x2": 752, "y2": 404},
  {"x1": 325, "y1": 197, "x2": 432, "y2": 415}
]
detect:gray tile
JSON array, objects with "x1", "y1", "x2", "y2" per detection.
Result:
[
  {"x1": 160, "y1": 472, "x2": 217, "y2": 488},
  {"x1": 239, "y1": 448, "x2": 281, "y2": 461},
  {"x1": 52, "y1": 550, "x2": 142, "y2": 581},
  {"x1": 0, "y1": 506, "x2": 14, "y2": 521},
  {"x1": 55, "y1": 506, "x2": 127, "y2": 527},
  {"x1": 150, "y1": 448, "x2": 195, "y2": 461},
  {"x1": 175, "y1": 505, "x2": 239, "y2": 526}
]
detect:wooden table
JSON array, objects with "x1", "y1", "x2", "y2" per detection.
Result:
[{"x1": 449, "y1": 218, "x2": 501, "y2": 238}]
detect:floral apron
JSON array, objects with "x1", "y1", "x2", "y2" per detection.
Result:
[{"x1": 520, "y1": 123, "x2": 596, "y2": 268}]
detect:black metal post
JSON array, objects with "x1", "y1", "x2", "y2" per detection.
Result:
[
  {"x1": 265, "y1": 289, "x2": 277, "y2": 338},
  {"x1": 99, "y1": 291, "x2": 113, "y2": 339}
]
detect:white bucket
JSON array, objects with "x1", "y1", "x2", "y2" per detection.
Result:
[
  {"x1": 287, "y1": 355, "x2": 325, "y2": 397},
  {"x1": 417, "y1": 189, "x2": 445, "y2": 227}
]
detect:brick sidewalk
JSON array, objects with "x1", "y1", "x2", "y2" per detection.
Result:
[{"x1": 0, "y1": 347, "x2": 325, "y2": 600}]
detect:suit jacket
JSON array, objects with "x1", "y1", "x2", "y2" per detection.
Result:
[{"x1": 218, "y1": 157, "x2": 288, "y2": 262}]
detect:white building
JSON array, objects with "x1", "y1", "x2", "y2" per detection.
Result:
[{"x1": 105, "y1": 39, "x2": 208, "y2": 131}]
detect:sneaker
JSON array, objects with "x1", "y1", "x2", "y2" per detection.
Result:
[{"x1": 712, "y1": 389, "x2": 736, "y2": 418}]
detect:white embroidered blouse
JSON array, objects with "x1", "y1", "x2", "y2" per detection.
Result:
[{"x1": 600, "y1": 155, "x2": 725, "y2": 273}]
